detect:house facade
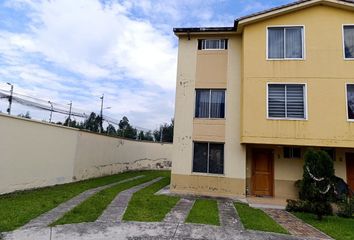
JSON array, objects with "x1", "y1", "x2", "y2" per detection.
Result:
[{"x1": 171, "y1": 0, "x2": 354, "y2": 199}]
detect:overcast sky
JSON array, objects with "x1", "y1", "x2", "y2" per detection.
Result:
[{"x1": 0, "y1": 0, "x2": 292, "y2": 130}]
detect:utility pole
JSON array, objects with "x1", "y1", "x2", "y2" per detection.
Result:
[
  {"x1": 6, "y1": 83, "x2": 13, "y2": 115},
  {"x1": 48, "y1": 101, "x2": 53, "y2": 123},
  {"x1": 160, "y1": 125, "x2": 163, "y2": 143},
  {"x1": 67, "y1": 101, "x2": 72, "y2": 127},
  {"x1": 100, "y1": 94, "x2": 104, "y2": 133}
]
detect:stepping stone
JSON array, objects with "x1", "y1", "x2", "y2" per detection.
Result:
[
  {"x1": 218, "y1": 200, "x2": 244, "y2": 230},
  {"x1": 96, "y1": 177, "x2": 164, "y2": 223},
  {"x1": 21, "y1": 175, "x2": 144, "y2": 229},
  {"x1": 163, "y1": 198, "x2": 195, "y2": 223},
  {"x1": 262, "y1": 208, "x2": 333, "y2": 239}
]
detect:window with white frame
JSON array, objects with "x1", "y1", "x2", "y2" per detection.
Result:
[
  {"x1": 347, "y1": 84, "x2": 354, "y2": 119},
  {"x1": 195, "y1": 89, "x2": 225, "y2": 118},
  {"x1": 268, "y1": 84, "x2": 306, "y2": 119},
  {"x1": 284, "y1": 147, "x2": 301, "y2": 159},
  {"x1": 344, "y1": 26, "x2": 354, "y2": 59},
  {"x1": 268, "y1": 26, "x2": 304, "y2": 59},
  {"x1": 198, "y1": 39, "x2": 228, "y2": 50},
  {"x1": 193, "y1": 142, "x2": 224, "y2": 174}
]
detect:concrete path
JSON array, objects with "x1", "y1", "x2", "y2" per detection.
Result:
[
  {"x1": 262, "y1": 209, "x2": 332, "y2": 240},
  {"x1": 21, "y1": 175, "x2": 144, "y2": 229},
  {"x1": 163, "y1": 198, "x2": 195, "y2": 223},
  {"x1": 4, "y1": 221, "x2": 311, "y2": 240},
  {"x1": 218, "y1": 200, "x2": 244, "y2": 230},
  {"x1": 96, "y1": 177, "x2": 163, "y2": 223}
]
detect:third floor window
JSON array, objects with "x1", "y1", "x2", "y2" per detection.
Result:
[
  {"x1": 267, "y1": 26, "x2": 304, "y2": 59},
  {"x1": 344, "y1": 25, "x2": 354, "y2": 59}
]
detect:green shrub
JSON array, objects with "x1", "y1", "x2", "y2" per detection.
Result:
[
  {"x1": 337, "y1": 195, "x2": 354, "y2": 218},
  {"x1": 287, "y1": 149, "x2": 335, "y2": 220},
  {"x1": 286, "y1": 199, "x2": 332, "y2": 217}
]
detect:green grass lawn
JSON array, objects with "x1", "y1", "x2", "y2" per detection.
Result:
[
  {"x1": 123, "y1": 176, "x2": 179, "y2": 221},
  {"x1": 0, "y1": 170, "x2": 167, "y2": 232},
  {"x1": 234, "y1": 202, "x2": 288, "y2": 234},
  {"x1": 185, "y1": 199, "x2": 220, "y2": 226},
  {"x1": 293, "y1": 212, "x2": 354, "y2": 240}
]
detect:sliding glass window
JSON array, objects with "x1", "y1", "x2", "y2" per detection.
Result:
[{"x1": 195, "y1": 89, "x2": 225, "y2": 118}]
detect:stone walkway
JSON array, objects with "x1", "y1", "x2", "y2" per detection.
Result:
[
  {"x1": 163, "y1": 198, "x2": 195, "y2": 223},
  {"x1": 22, "y1": 175, "x2": 144, "y2": 229},
  {"x1": 4, "y1": 221, "x2": 307, "y2": 240},
  {"x1": 262, "y1": 209, "x2": 332, "y2": 239},
  {"x1": 3, "y1": 178, "x2": 332, "y2": 240},
  {"x1": 97, "y1": 177, "x2": 163, "y2": 223},
  {"x1": 218, "y1": 200, "x2": 244, "y2": 229}
]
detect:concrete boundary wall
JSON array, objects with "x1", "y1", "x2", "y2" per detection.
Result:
[{"x1": 0, "y1": 114, "x2": 172, "y2": 195}]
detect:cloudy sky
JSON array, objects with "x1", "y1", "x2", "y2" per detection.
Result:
[{"x1": 0, "y1": 0, "x2": 292, "y2": 130}]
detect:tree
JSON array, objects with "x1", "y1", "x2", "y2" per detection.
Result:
[
  {"x1": 153, "y1": 119, "x2": 174, "y2": 142},
  {"x1": 137, "y1": 130, "x2": 154, "y2": 141},
  {"x1": 106, "y1": 124, "x2": 117, "y2": 136},
  {"x1": 82, "y1": 112, "x2": 101, "y2": 132},
  {"x1": 298, "y1": 149, "x2": 335, "y2": 220},
  {"x1": 18, "y1": 111, "x2": 31, "y2": 119},
  {"x1": 117, "y1": 116, "x2": 137, "y2": 139}
]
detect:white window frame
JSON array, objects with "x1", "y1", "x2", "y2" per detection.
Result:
[
  {"x1": 345, "y1": 83, "x2": 354, "y2": 122},
  {"x1": 266, "y1": 82, "x2": 308, "y2": 120},
  {"x1": 266, "y1": 25, "x2": 306, "y2": 60},
  {"x1": 342, "y1": 24, "x2": 354, "y2": 60},
  {"x1": 194, "y1": 89, "x2": 226, "y2": 119},
  {"x1": 191, "y1": 141, "x2": 225, "y2": 176},
  {"x1": 199, "y1": 39, "x2": 227, "y2": 50}
]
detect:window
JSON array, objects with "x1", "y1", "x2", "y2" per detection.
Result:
[
  {"x1": 268, "y1": 84, "x2": 306, "y2": 119},
  {"x1": 268, "y1": 26, "x2": 304, "y2": 59},
  {"x1": 198, "y1": 39, "x2": 228, "y2": 50},
  {"x1": 195, "y1": 89, "x2": 225, "y2": 118},
  {"x1": 347, "y1": 84, "x2": 354, "y2": 120},
  {"x1": 284, "y1": 147, "x2": 301, "y2": 159},
  {"x1": 193, "y1": 142, "x2": 224, "y2": 174},
  {"x1": 344, "y1": 26, "x2": 354, "y2": 59}
]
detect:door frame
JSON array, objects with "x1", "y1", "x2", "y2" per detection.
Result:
[
  {"x1": 251, "y1": 148, "x2": 274, "y2": 197},
  {"x1": 346, "y1": 152, "x2": 354, "y2": 190}
]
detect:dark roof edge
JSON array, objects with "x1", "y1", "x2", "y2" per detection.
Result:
[
  {"x1": 173, "y1": 27, "x2": 236, "y2": 34},
  {"x1": 235, "y1": 0, "x2": 354, "y2": 22}
]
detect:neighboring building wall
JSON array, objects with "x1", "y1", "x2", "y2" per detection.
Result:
[
  {"x1": 241, "y1": 5, "x2": 354, "y2": 147},
  {"x1": 246, "y1": 145, "x2": 348, "y2": 199},
  {"x1": 171, "y1": 35, "x2": 246, "y2": 198},
  {"x1": 0, "y1": 114, "x2": 172, "y2": 195}
]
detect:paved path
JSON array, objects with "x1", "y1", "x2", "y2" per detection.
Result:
[
  {"x1": 218, "y1": 200, "x2": 244, "y2": 230},
  {"x1": 21, "y1": 175, "x2": 144, "y2": 229},
  {"x1": 262, "y1": 209, "x2": 332, "y2": 240},
  {"x1": 163, "y1": 198, "x2": 195, "y2": 223},
  {"x1": 4, "y1": 221, "x2": 309, "y2": 240},
  {"x1": 97, "y1": 177, "x2": 163, "y2": 223}
]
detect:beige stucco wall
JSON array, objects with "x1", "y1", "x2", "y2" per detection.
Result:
[
  {"x1": 74, "y1": 132, "x2": 172, "y2": 180},
  {"x1": 242, "y1": 5, "x2": 354, "y2": 148},
  {"x1": 171, "y1": 35, "x2": 246, "y2": 197},
  {"x1": 0, "y1": 114, "x2": 172, "y2": 195},
  {"x1": 0, "y1": 114, "x2": 77, "y2": 194}
]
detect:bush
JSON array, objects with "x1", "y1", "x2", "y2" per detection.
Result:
[
  {"x1": 286, "y1": 199, "x2": 332, "y2": 217},
  {"x1": 287, "y1": 149, "x2": 335, "y2": 220},
  {"x1": 337, "y1": 195, "x2": 354, "y2": 218}
]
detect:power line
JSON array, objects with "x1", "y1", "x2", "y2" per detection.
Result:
[{"x1": 0, "y1": 88, "x2": 152, "y2": 132}]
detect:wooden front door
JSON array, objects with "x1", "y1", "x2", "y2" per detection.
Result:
[
  {"x1": 346, "y1": 153, "x2": 354, "y2": 191},
  {"x1": 252, "y1": 149, "x2": 274, "y2": 196}
]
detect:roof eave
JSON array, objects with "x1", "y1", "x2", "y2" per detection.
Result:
[{"x1": 235, "y1": 0, "x2": 354, "y2": 32}]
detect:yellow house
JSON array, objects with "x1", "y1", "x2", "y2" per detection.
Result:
[{"x1": 171, "y1": 0, "x2": 354, "y2": 200}]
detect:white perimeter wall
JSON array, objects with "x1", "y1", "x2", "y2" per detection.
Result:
[{"x1": 0, "y1": 114, "x2": 172, "y2": 194}]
